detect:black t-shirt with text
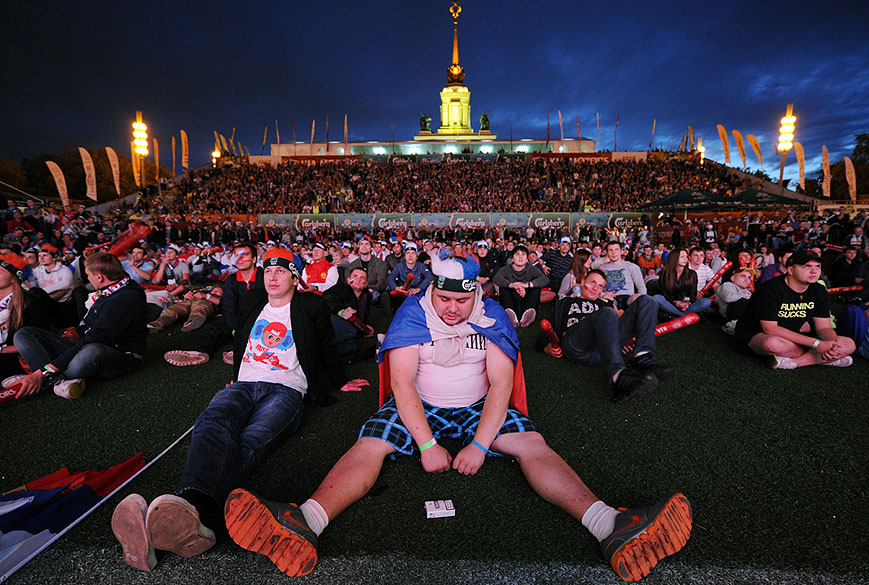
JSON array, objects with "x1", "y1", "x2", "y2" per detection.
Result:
[{"x1": 735, "y1": 275, "x2": 830, "y2": 340}]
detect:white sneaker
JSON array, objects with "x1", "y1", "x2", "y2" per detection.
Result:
[
  {"x1": 822, "y1": 356, "x2": 853, "y2": 367},
  {"x1": 53, "y1": 378, "x2": 86, "y2": 399},
  {"x1": 505, "y1": 308, "x2": 519, "y2": 327},
  {"x1": 2, "y1": 375, "x2": 25, "y2": 389},
  {"x1": 519, "y1": 308, "x2": 537, "y2": 328},
  {"x1": 721, "y1": 320, "x2": 736, "y2": 335},
  {"x1": 767, "y1": 356, "x2": 797, "y2": 370}
]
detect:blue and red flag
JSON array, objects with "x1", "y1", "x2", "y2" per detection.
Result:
[{"x1": 0, "y1": 453, "x2": 145, "y2": 581}]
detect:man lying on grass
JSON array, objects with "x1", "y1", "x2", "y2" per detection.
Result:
[
  {"x1": 536, "y1": 268, "x2": 673, "y2": 402},
  {"x1": 735, "y1": 250, "x2": 856, "y2": 369},
  {"x1": 111, "y1": 248, "x2": 367, "y2": 572},
  {"x1": 223, "y1": 250, "x2": 693, "y2": 582}
]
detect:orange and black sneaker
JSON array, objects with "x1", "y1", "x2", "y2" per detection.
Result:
[
  {"x1": 600, "y1": 493, "x2": 692, "y2": 582},
  {"x1": 224, "y1": 488, "x2": 318, "y2": 577}
]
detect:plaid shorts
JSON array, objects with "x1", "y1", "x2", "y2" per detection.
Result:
[{"x1": 358, "y1": 396, "x2": 536, "y2": 457}]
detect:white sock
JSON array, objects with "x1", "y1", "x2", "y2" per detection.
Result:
[
  {"x1": 581, "y1": 500, "x2": 620, "y2": 542},
  {"x1": 299, "y1": 499, "x2": 329, "y2": 536}
]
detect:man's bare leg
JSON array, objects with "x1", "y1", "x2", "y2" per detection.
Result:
[
  {"x1": 309, "y1": 437, "x2": 396, "y2": 520},
  {"x1": 490, "y1": 431, "x2": 598, "y2": 520}
]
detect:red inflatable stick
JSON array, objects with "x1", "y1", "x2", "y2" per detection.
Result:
[
  {"x1": 828, "y1": 285, "x2": 863, "y2": 295},
  {"x1": 699, "y1": 261, "x2": 732, "y2": 297},
  {"x1": 621, "y1": 312, "x2": 700, "y2": 355},
  {"x1": 390, "y1": 273, "x2": 416, "y2": 297},
  {"x1": 0, "y1": 385, "x2": 19, "y2": 405},
  {"x1": 347, "y1": 314, "x2": 375, "y2": 337},
  {"x1": 84, "y1": 221, "x2": 152, "y2": 258},
  {"x1": 540, "y1": 319, "x2": 560, "y2": 349}
]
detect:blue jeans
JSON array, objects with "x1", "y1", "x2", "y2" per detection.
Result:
[
  {"x1": 653, "y1": 295, "x2": 712, "y2": 318},
  {"x1": 330, "y1": 314, "x2": 360, "y2": 358},
  {"x1": 13, "y1": 326, "x2": 141, "y2": 380},
  {"x1": 562, "y1": 295, "x2": 658, "y2": 378},
  {"x1": 177, "y1": 381, "x2": 304, "y2": 506}
]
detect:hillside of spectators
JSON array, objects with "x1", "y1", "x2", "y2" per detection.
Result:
[{"x1": 169, "y1": 157, "x2": 754, "y2": 215}]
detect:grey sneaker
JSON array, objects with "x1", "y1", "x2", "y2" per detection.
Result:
[
  {"x1": 519, "y1": 308, "x2": 537, "y2": 328},
  {"x1": 225, "y1": 488, "x2": 318, "y2": 577},
  {"x1": 600, "y1": 493, "x2": 693, "y2": 582},
  {"x1": 505, "y1": 308, "x2": 519, "y2": 327}
]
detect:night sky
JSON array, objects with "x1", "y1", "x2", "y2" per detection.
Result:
[{"x1": 3, "y1": 0, "x2": 868, "y2": 185}]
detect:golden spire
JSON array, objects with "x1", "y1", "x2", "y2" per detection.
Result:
[{"x1": 447, "y1": 1, "x2": 465, "y2": 85}]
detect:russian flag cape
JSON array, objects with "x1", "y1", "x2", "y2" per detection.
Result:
[
  {"x1": 377, "y1": 290, "x2": 528, "y2": 415},
  {"x1": 0, "y1": 454, "x2": 145, "y2": 581}
]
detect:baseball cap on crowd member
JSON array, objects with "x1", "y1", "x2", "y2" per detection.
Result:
[
  {"x1": 786, "y1": 250, "x2": 821, "y2": 267},
  {"x1": 559, "y1": 237, "x2": 571, "y2": 245},
  {"x1": 262, "y1": 248, "x2": 301, "y2": 279},
  {"x1": 312, "y1": 242, "x2": 327, "y2": 251},
  {"x1": 732, "y1": 265, "x2": 757, "y2": 277},
  {"x1": 404, "y1": 242, "x2": 419, "y2": 252},
  {"x1": 341, "y1": 242, "x2": 352, "y2": 249},
  {"x1": 475, "y1": 240, "x2": 489, "y2": 248},
  {"x1": 40, "y1": 244, "x2": 58, "y2": 256}
]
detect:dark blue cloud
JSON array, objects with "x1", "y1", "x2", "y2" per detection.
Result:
[{"x1": 2, "y1": 0, "x2": 867, "y2": 187}]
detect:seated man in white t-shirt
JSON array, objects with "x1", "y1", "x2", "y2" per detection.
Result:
[
  {"x1": 111, "y1": 248, "x2": 367, "y2": 572},
  {"x1": 222, "y1": 251, "x2": 693, "y2": 583}
]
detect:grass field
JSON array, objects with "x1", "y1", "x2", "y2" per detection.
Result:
[{"x1": 2, "y1": 304, "x2": 868, "y2": 585}]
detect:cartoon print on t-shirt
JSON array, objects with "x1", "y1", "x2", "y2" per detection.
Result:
[{"x1": 244, "y1": 319, "x2": 295, "y2": 370}]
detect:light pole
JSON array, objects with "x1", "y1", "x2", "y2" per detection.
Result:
[
  {"x1": 777, "y1": 104, "x2": 796, "y2": 186},
  {"x1": 212, "y1": 149, "x2": 221, "y2": 168},
  {"x1": 132, "y1": 111, "x2": 149, "y2": 192},
  {"x1": 697, "y1": 138, "x2": 705, "y2": 165}
]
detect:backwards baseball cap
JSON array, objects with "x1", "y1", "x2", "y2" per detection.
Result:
[
  {"x1": 732, "y1": 265, "x2": 757, "y2": 277},
  {"x1": 0, "y1": 253, "x2": 26, "y2": 281},
  {"x1": 431, "y1": 248, "x2": 480, "y2": 292},
  {"x1": 786, "y1": 250, "x2": 821, "y2": 267},
  {"x1": 262, "y1": 249, "x2": 301, "y2": 279},
  {"x1": 559, "y1": 236, "x2": 572, "y2": 245}
]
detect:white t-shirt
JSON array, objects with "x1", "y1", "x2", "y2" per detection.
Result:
[
  {"x1": 238, "y1": 302, "x2": 307, "y2": 394},
  {"x1": 34, "y1": 263, "x2": 74, "y2": 302},
  {"x1": 414, "y1": 333, "x2": 489, "y2": 408}
]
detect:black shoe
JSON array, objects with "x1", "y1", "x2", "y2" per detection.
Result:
[
  {"x1": 611, "y1": 368, "x2": 659, "y2": 403},
  {"x1": 628, "y1": 354, "x2": 674, "y2": 383}
]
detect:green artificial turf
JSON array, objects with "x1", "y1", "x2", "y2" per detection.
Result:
[{"x1": 2, "y1": 305, "x2": 868, "y2": 585}]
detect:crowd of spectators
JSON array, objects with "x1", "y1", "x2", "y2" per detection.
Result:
[{"x1": 164, "y1": 157, "x2": 752, "y2": 215}]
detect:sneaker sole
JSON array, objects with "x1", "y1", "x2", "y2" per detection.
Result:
[
  {"x1": 111, "y1": 494, "x2": 157, "y2": 572},
  {"x1": 224, "y1": 489, "x2": 318, "y2": 577},
  {"x1": 146, "y1": 496, "x2": 215, "y2": 558},
  {"x1": 164, "y1": 351, "x2": 210, "y2": 367},
  {"x1": 610, "y1": 493, "x2": 693, "y2": 582},
  {"x1": 181, "y1": 315, "x2": 207, "y2": 332}
]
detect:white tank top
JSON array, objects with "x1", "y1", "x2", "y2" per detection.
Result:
[{"x1": 414, "y1": 333, "x2": 489, "y2": 408}]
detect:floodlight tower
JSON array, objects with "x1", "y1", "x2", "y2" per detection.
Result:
[
  {"x1": 777, "y1": 104, "x2": 796, "y2": 185},
  {"x1": 132, "y1": 111, "x2": 149, "y2": 189},
  {"x1": 212, "y1": 148, "x2": 221, "y2": 168},
  {"x1": 697, "y1": 138, "x2": 705, "y2": 165}
]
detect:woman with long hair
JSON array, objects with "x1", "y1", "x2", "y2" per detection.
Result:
[
  {"x1": 653, "y1": 248, "x2": 712, "y2": 317},
  {"x1": 557, "y1": 249, "x2": 592, "y2": 298},
  {"x1": 0, "y1": 254, "x2": 53, "y2": 383}
]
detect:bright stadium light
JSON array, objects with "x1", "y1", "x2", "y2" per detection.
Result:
[
  {"x1": 132, "y1": 111, "x2": 148, "y2": 188},
  {"x1": 212, "y1": 149, "x2": 221, "y2": 167},
  {"x1": 697, "y1": 138, "x2": 705, "y2": 164},
  {"x1": 777, "y1": 104, "x2": 796, "y2": 185}
]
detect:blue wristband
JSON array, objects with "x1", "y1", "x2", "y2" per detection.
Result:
[{"x1": 470, "y1": 440, "x2": 488, "y2": 454}]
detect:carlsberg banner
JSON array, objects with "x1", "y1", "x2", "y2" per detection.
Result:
[
  {"x1": 373, "y1": 214, "x2": 413, "y2": 231},
  {"x1": 450, "y1": 213, "x2": 490, "y2": 229},
  {"x1": 528, "y1": 213, "x2": 572, "y2": 231},
  {"x1": 296, "y1": 214, "x2": 336, "y2": 231}
]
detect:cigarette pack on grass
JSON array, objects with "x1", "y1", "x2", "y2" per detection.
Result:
[{"x1": 425, "y1": 499, "x2": 455, "y2": 518}]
